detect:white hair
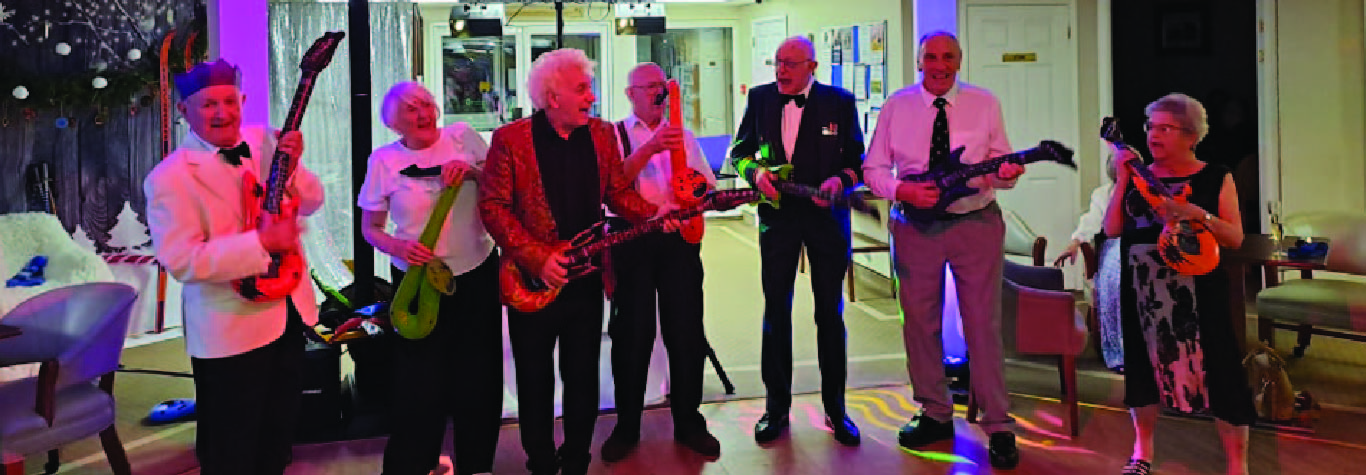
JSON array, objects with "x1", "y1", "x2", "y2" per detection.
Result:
[
  {"x1": 380, "y1": 81, "x2": 436, "y2": 130},
  {"x1": 1145, "y1": 92, "x2": 1209, "y2": 144},
  {"x1": 527, "y1": 48, "x2": 596, "y2": 110},
  {"x1": 776, "y1": 35, "x2": 815, "y2": 59}
]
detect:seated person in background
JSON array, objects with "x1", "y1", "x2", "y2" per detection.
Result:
[{"x1": 1054, "y1": 154, "x2": 1123, "y2": 372}]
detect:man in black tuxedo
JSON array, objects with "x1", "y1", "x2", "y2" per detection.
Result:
[{"x1": 729, "y1": 35, "x2": 864, "y2": 446}]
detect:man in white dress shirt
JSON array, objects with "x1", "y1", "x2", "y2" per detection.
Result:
[
  {"x1": 862, "y1": 31, "x2": 1024, "y2": 469},
  {"x1": 144, "y1": 59, "x2": 324, "y2": 475},
  {"x1": 599, "y1": 63, "x2": 720, "y2": 463}
]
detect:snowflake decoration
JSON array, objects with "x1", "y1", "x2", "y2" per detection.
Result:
[{"x1": 0, "y1": 3, "x2": 13, "y2": 22}]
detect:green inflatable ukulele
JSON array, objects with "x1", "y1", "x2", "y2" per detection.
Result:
[{"x1": 390, "y1": 181, "x2": 463, "y2": 339}]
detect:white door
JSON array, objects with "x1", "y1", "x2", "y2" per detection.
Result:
[
  {"x1": 750, "y1": 16, "x2": 788, "y2": 89},
  {"x1": 964, "y1": 5, "x2": 1082, "y2": 287}
]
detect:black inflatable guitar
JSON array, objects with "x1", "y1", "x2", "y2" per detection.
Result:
[{"x1": 897, "y1": 141, "x2": 1074, "y2": 223}]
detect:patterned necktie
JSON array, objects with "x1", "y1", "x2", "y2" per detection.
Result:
[
  {"x1": 218, "y1": 142, "x2": 251, "y2": 166},
  {"x1": 929, "y1": 97, "x2": 949, "y2": 169}
]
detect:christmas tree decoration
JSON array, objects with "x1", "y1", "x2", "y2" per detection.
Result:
[
  {"x1": 70, "y1": 224, "x2": 98, "y2": 253},
  {"x1": 107, "y1": 201, "x2": 152, "y2": 252},
  {"x1": 127, "y1": 48, "x2": 141, "y2": 61},
  {"x1": 12, "y1": 85, "x2": 28, "y2": 100},
  {"x1": 92, "y1": 76, "x2": 108, "y2": 89},
  {"x1": 54, "y1": 116, "x2": 67, "y2": 128},
  {"x1": 93, "y1": 60, "x2": 107, "y2": 71},
  {"x1": 54, "y1": 42, "x2": 71, "y2": 55}
]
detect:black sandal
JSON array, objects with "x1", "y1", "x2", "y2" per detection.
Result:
[{"x1": 1121, "y1": 459, "x2": 1152, "y2": 475}]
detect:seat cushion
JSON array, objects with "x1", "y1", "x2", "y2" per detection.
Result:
[
  {"x1": 1256, "y1": 279, "x2": 1366, "y2": 331},
  {"x1": 0, "y1": 382, "x2": 116, "y2": 456}
]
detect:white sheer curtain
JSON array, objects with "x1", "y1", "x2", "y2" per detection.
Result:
[{"x1": 269, "y1": 1, "x2": 412, "y2": 292}]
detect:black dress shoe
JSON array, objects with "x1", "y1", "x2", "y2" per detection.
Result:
[
  {"x1": 826, "y1": 415, "x2": 861, "y2": 446},
  {"x1": 526, "y1": 456, "x2": 559, "y2": 475},
  {"x1": 897, "y1": 415, "x2": 954, "y2": 449},
  {"x1": 676, "y1": 428, "x2": 721, "y2": 458},
  {"x1": 558, "y1": 449, "x2": 591, "y2": 475},
  {"x1": 600, "y1": 429, "x2": 639, "y2": 463},
  {"x1": 753, "y1": 413, "x2": 789, "y2": 443},
  {"x1": 988, "y1": 431, "x2": 1020, "y2": 469}
]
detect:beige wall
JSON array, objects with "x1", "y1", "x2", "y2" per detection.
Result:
[
  {"x1": 1276, "y1": 0, "x2": 1366, "y2": 215},
  {"x1": 1075, "y1": 0, "x2": 1102, "y2": 205},
  {"x1": 735, "y1": 0, "x2": 911, "y2": 93}
]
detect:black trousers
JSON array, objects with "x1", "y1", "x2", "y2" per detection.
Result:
[
  {"x1": 607, "y1": 227, "x2": 706, "y2": 435},
  {"x1": 382, "y1": 251, "x2": 504, "y2": 475},
  {"x1": 509, "y1": 278, "x2": 605, "y2": 474},
  {"x1": 756, "y1": 203, "x2": 852, "y2": 418},
  {"x1": 190, "y1": 300, "x2": 306, "y2": 475}
]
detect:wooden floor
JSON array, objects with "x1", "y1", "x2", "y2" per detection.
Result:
[{"x1": 148, "y1": 386, "x2": 1361, "y2": 475}]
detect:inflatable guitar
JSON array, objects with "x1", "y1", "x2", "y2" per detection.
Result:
[
  {"x1": 763, "y1": 164, "x2": 881, "y2": 218},
  {"x1": 664, "y1": 79, "x2": 711, "y2": 243},
  {"x1": 232, "y1": 31, "x2": 345, "y2": 302},
  {"x1": 501, "y1": 189, "x2": 760, "y2": 313},
  {"x1": 1100, "y1": 117, "x2": 1219, "y2": 275},
  {"x1": 739, "y1": 145, "x2": 880, "y2": 218},
  {"x1": 390, "y1": 180, "x2": 464, "y2": 340},
  {"x1": 897, "y1": 140, "x2": 1074, "y2": 223}
]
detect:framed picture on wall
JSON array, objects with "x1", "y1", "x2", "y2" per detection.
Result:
[{"x1": 1156, "y1": 4, "x2": 1211, "y2": 55}]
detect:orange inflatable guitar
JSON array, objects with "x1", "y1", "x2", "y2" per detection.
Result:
[
  {"x1": 501, "y1": 190, "x2": 759, "y2": 313},
  {"x1": 232, "y1": 32, "x2": 345, "y2": 302},
  {"x1": 1100, "y1": 117, "x2": 1219, "y2": 275},
  {"x1": 665, "y1": 79, "x2": 711, "y2": 243}
]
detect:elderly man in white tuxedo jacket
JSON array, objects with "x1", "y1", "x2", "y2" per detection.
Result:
[{"x1": 144, "y1": 59, "x2": 324, "y2": 475}]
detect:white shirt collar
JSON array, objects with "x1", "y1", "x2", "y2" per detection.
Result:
[
  {"x1": 624, "y1": 112, "x2": 665, "y2": 132},
  {"x1": 796, "y1": 77, "x2": 815, "y2": 98},
  {"x1": 919, "y1": 81, "x2": 960, "y2": 108}
]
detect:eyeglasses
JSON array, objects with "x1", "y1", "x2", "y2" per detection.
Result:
[
  {"x1": 773, "y1": 59, "x2": 811, "y2": 70},
  {"x1": 1143, "y1": 121, "x2": 1189, "y2": 134},
  {"x1": 629, "y1": 82, "x2": 665, "y2": 92}
]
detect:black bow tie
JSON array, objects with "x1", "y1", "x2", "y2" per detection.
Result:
[
  {"x1": 780, "y1": 93, "x2": 806, "y2": 108},
  {"x1": 218, "y1": 142, "x2": 251, "y2": 166},
  {"x1": 399, "y1": 164, "x2": 442, "y2": 178}
]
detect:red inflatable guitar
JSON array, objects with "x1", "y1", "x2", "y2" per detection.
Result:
[
  {"x1": 232, "y1": 31, "x2": 345, "y2": 302},
  {"x1": 665, "y1": 79, "x2": 711, "y2": 244}
]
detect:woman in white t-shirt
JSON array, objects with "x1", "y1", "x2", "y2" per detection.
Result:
[
  {"x1": 357, "y1": 82, "x2": 501, "y2": 475},
  {"x1": 1054, "y1": 154, "x2": 1123, "y2": 372}
]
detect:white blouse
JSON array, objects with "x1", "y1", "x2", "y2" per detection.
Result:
[
  {"x1": 357, "y1": 123, "x2": 494, "y2": 275},
  {"x1": 1071, "y1": 182, "x2": 1114, "y2": 242}
]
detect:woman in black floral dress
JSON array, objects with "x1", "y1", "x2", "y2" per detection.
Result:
[{"x1": 1104, "y1": 93, "x2": 1255, "y2": 475}]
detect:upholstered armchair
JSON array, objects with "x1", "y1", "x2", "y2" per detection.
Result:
[
  {"x1": 1003, "y1": 207, "x2": 1047, "y2": 266},
  {"x1": 969, "y1": 259, "x2": 1089, "y2": 437},
  {"x1": 1256, "y1": 211, "x2": 1366, "y2": 356},
  {"x1": 0, "y1": 282, "x2": 138, "y2": 475}
]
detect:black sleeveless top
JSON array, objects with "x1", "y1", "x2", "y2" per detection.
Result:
[{"x1": 1120, "y1": 162, "x2": 1229, "y2": 246}]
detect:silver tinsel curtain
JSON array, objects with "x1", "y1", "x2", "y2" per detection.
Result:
[{"x1": 269, "y1": 1, "x2": 413, "y2": 291}]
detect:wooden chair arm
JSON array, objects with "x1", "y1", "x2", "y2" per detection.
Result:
[
  {"x1": 1080, "y1": 241, "x2": 1098, "y2": 279},
  {"x1": 1032, "y1": 236, "x2": 1047, "y2": 267}
]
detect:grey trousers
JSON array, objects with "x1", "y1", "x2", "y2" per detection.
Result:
[{"x1": 890, "y1": 202, "x2": 1015, "y2": 433}]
